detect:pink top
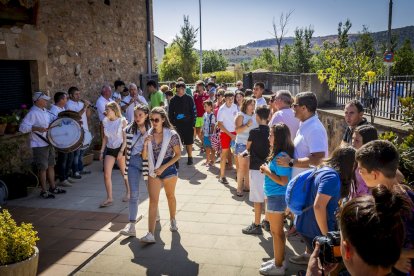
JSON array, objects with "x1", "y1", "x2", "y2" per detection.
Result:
[{"x1": 350, "y1": 168, "x2": 370, "y2": 199}]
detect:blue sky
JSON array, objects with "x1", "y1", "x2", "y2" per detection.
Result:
[{"x1": 153, "y1": 0, "x2": 414, "y2": 50}]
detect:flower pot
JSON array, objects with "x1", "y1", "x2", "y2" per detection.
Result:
[
  {"x1": 5, "y1": 124, "x2": 18, "y2": 135},
  {"x1": 82, "y1": 153, "x2": 94, "y2": 166},
  {"x1": 0, "y1": 246, "x2": 39, "y2": 276},
  {"x1": 0, "y1": 123, "x2": 6, "y2": 136}
]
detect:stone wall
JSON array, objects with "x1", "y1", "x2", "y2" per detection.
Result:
[
  {"x1": 318, "y1": 108, "x2": 410, "y2": 154},
  {"x1": 1, "y1": 0, "x2": 152, "y2": 100}
]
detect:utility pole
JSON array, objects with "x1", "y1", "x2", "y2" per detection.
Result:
[
  {"x1": 386, "y1": 0, "x2": 393, "y2": 79},
  {"x1": 199, "y1": 0, "x2": 203, "y2": 80}
]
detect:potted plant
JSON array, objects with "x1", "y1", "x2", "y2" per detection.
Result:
[
  {"x1": 5, "y1": 114, "x2": 20, "y2": 135},
  {"x1": 0, "y1": 116, "x2": 6, "y2": 136},
  {"x1": 0, "y1": 209, "x2": 39, "y2": 275}
]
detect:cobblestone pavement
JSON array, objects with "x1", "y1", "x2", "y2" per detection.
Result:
[{"x1": 7, "y1": 147, "x2": 306, "y2": 275}]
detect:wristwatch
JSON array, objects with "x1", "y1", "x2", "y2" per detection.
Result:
[{"x1": 288, "y1": 159, "x2": 295, "y2": 167}]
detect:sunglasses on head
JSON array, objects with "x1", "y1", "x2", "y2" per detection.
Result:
[{"x1": 150, "y1": 118, "x2": 160, "y2": 123}]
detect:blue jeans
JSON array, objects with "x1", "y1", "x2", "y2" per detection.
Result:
[
  {"x1": 72, "y1": 149, "x2": 81, "y2": 174},
  {"x1": 127, "y1": 154, "x2": 143, "y2": 222},
  {"x1": 57, "y1": 151, "x2": 74, "y2": 181},
  {"x1": 78, "y1": 149, "x2": 85, "y2": 172}
]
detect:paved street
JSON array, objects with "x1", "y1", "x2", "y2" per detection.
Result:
[{"x1": 7, "y1": 147, "x2": 306, "y2": 275}]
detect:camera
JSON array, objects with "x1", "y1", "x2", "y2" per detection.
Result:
[{"x1": 313, "y1": 231, "x2": 342, "y2": 264}]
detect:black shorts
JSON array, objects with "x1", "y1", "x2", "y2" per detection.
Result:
[
  {"x1": 175, "y1": 122, "x2": 194, "y2": 145},
  {"x1": 105, "y1": 146, "x2": 124, "y2": 158}
]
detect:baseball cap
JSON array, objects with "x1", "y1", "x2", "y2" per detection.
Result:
[
  {"x1": 33, "y1": 91, "x2": 51, "y2": 102},
  {"x1": 208, "y1": 87, "x2": 216, "y2": 94}
]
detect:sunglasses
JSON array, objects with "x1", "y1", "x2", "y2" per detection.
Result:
[{"x1": 150, "y1": 118, "x2": 160, "y2": 123}]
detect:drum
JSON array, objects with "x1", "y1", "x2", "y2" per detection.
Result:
[
  {"x1": 81, "y1": 129, "x2": 93, "y2": 150},
  {"x1": 58, "y1": 110, "x2": 82, "y2": 121},
  {"x1": 47, "y1": 117, "x2": 84, "y2": 153}
]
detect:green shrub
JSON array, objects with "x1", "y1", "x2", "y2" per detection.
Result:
[
  {"x1": 195, "y1": 71, "x2": 236, "y2": 84},
  {"x1": 0, "y1": 209, "x2": 39, "y2": 266}
]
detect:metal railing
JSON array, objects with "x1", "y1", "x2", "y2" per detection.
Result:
[{"x1": 333, "y1": 75, "x2": 414, "y2": 121}]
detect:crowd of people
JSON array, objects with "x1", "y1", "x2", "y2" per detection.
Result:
[{"x1": 18, "y1": 77, "x2": 413, "y2": 275}]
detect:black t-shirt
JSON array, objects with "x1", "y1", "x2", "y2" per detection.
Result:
[
  {"x1": 342, "y1": 117, "x2": 369, "y2": 144},
  {"x1": 168, "y1": 94, "x2": 196, "y2": 126},
  {"x1": 248, "y1": 125, "x2": 270, "y2": 170}
]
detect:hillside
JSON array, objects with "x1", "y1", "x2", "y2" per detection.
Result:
[{"x1": 220, "y1": 25, "x2": 414, "y2": 64}]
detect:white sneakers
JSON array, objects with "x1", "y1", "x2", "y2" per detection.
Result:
[
  {"x1": 259, "y1": 259, "x2": 287, "y2": 275},
  {"x1": 170, "y1": 219, "x2": 178, "y2": 232},
  {"x1": 58, "y1": 180, "x2": 72, "y2": 187},
  {"x1": 120, "y1": 223, "x2": 136, "y2": 237},
  {"x1": 140, "y1": 232, "x2": 156, "y2": 244}
]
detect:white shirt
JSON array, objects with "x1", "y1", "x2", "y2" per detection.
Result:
[
  {"x1": 269, "y1": 108, "x2": 300, "y2": 141},
  {"x1": 96, "y1": 96, "x2": 113, "y2": 122},
  {"x1": 292, "y1": 114, "x2": 328, "y2": 177},
  {"x1": 103, "y1": 117, "x2": 126, "y2": 149},
  {"x1": 49, "y1": 104, "x2": 65, "y2": 121},
  {"x1": 19, "y1": 105, "x2": 52, "y2": 148},
  {"x1": 203, "y1": 112, "x2": 216, "y2": 137},
  {"x1": 112, "y1": 91, "x2": 122, "y2": 102},
  {"x1": 65, "y1": 99, "x2": 89, "y2": 130},
  {"x1": 121, "y1": 95, "x2": 149, "y2": 123},
  {"x1": 255, "y1": 97, "x2": 267, "y2": 109},
  {"x1": 217, "y1": 103, "x2": 238, "y2": 132}
]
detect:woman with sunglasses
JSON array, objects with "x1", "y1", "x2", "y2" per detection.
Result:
[
  {"x1": 99, "y1": 102, "x2": 130, "y2": 207},
  {"x1": 120, "y1": 105, "x2": 151, "y2": 237},
  {"x1": 140, "y1": 107, "x2": 181, "y2": 243}
]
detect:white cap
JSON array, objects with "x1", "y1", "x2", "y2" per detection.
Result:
[{"x1": 32, "y1": 92, "x2": 51, "y2": 102}]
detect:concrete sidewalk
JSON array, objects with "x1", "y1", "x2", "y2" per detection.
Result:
[{"x1": 7, "y1": 149, "x2": 306, "y2": 275}]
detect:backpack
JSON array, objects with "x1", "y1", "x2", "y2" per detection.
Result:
[{"x1": 285, "y1": 167, "x2": 339, "y2": 216}]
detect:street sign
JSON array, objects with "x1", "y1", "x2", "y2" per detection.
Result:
[{"x1": 383, "y1": 51, "x2": 394, "y2": 62}]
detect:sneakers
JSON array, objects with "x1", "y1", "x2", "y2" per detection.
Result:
[
  {"x1": 170, "y1": 219, "x2": 178, "y2": 232},
  {"x1": 262, "y1": 219, "x2": 270, "y2": 232},
  {"x1": 260, "y1": 259, "x2": 287, "y2": 268},
  {"x1": 259, "y1": 262, "x2": 287, "y2": 275},
  {"x1": 286, "y1": 226, "x2": 298, "y2": 237},
  {"x1": 40, "y1": 191, "x2": 55, "y2": 199},
  {"x1": 187, "y1": 157, "x2": 193, "y2": 165},
  {"x1": 140, "y1": 232, "x2": 156, "y2": 244},
  {"x1": 219, "y1": 177, "x2": 229, "y2": 184},
  {"x1": 49, "y1": 187, "x2": 66, "y2": 194},
  {"x1": 242, "y1": 223, "x2": 263, "y2": 235},
  {"x1": 58, "y1": 180, "x2": 72, "y2": 187},
  {"x1": 289, "y1": 252, "x2": 310, "y2": 265},
  {"x1": 80, "y1": 170, "x2": 91, "y2": 175},
  {"x1": 67, "y1": 178, "x2": 77, "y2": 183},
  {"x1": 70, "y1": 172, "x2": 82, "y2": 179},
  {"x1": 120, "y1": 223, "x2": 136, "y2": 237}
]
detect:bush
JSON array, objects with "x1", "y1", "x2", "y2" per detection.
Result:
[
  {"x1": 195, "y1": 71, "x2": 236, "y2": 84},
  {"x1": 0, "y1": 209, "x2": 39, "y2": 265}
]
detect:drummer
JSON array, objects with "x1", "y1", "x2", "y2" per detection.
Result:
[
  {"x1": 66, "y1": 86, "x2": 92, "y2": 177},
  {"x1": 121, "y1": 83, "x2": 148, "y2": 123},
  {"x1": 19, "y1": 92, "x2": 67, "y2": 199}
]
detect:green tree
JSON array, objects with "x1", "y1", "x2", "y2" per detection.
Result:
[
  {"x1": 251, "y1": 48, "x2": 278, "y2": 71},
  {"x1": 279, "y1": 44, "x2": 295, "y2": 72},
  {"x1": 355, "y1": 25, "x2": 376, "y2": 58},
  {"x1": 200, "y1": 50, "x2": 228, "y2": 73},
  {"x1": 158, "y1": 43, "x2": 183, "y2": 81},
  {"x1": 338, "y1": 19, "x2": 352, "y2": 48},
  {"x1": 292, "y1": 26, "x2": 314, "y2": 73},
  {"x1": 393, "y1": 39, "x2": 414, "y2": 75},
  {"x1": 174, "y1": 15, "x2": 198, "y2": 82}
]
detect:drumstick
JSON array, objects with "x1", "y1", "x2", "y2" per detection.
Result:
[{"x1": 48, "y1": 122, "x2": 63, "y2": 130}]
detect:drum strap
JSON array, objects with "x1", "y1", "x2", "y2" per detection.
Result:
[{"x1": 34, "y1": 132, "x2": 51, "y2": 145}]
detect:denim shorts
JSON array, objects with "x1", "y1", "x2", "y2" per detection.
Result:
[
  {"x1": 235, "y1": 143, "x2": 247, "y2": 155},
  {"x1": 267, "y1": 195, "x2": 287, "y2": 213},
  {"x1": 158, "y1": 157, "x2": 178, "y2": 180},
  {"x1": 203, "y1": 136, "x2": 212, "y2": 148}
]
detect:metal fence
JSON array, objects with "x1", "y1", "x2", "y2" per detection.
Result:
[
  {"x1": 333, "y1": 75, "x2": 414, "y2": 121},
  {"x1": 243, "y1": 72, "x2": 301, "y2": 95}
]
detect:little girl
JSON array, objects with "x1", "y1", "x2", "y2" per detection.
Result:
[
  {"x1": 350, "y1": 124, "x2": 378, "y2": 198},
  {"x1": 258, "y1": 123, "x2": 294, "y2": 275}
]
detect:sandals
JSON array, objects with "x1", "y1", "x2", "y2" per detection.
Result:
[
  {"x1": 100, "y1": 200, "x2": 113, "y2": 208},
  {"x1": 122, "y1": 196, "x2": 130, "y2": 202},
  {"x1": 40, "y1": 191, "x2": 55, "y2": 199},
  {"x1": 236, "y1": 191, "x2": 243, "y2": 197},
  {"x1": 49, "y1": 187, "x2": 66, "y2": 194},
  {"x1": 219, "y1": 177, "x2": 229, "y2": 184},
  {"x1": 243, "y1": 188, "x2": 250, "y2": 192}
]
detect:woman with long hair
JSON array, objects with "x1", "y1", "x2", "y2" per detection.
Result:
[
  {"x1": 99, "y1": 102, "x2": 130, "y2": 207},
  {"x1": 120, "y1": 105, "x2": 151, "y2": 236},
  {"x1": 140, "y1": 107, "x2": 181, "y2": 243},
  {"x1": 258, "y1": 123, "x2": 294, "y2": 275},
  {"x1": 289, "y1": 146, "x2": 356, "y2": 266},
  {"x1": 234, "y1": 97, "x2": 256, "y2": 196}
]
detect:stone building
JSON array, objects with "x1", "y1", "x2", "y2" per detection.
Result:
[{"x1": 0, "y1": 0, "x2": 154, "y2": 113}]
